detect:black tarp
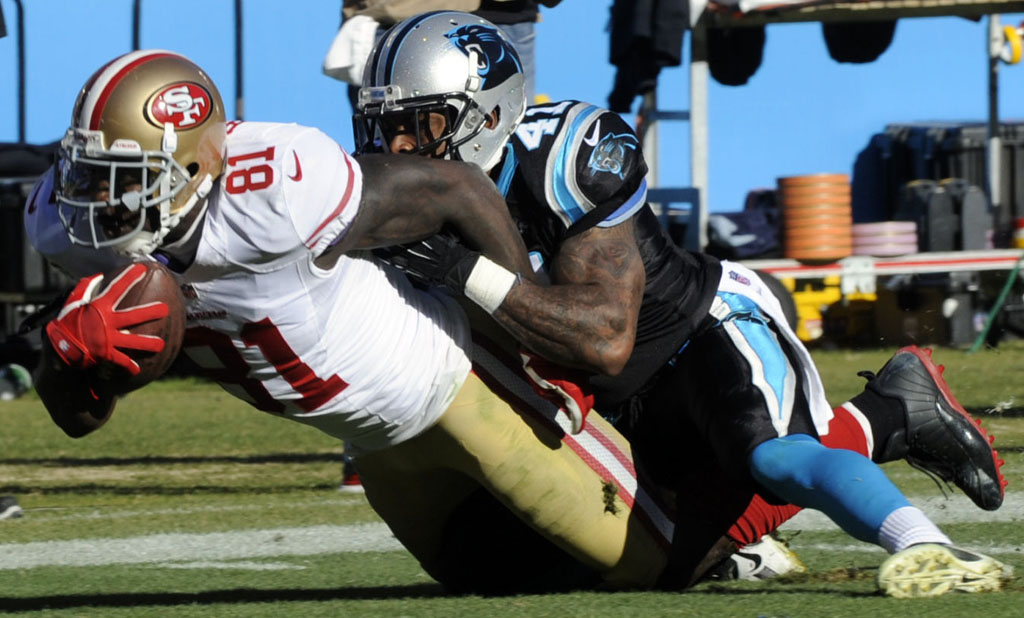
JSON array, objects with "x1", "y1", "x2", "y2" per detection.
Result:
[{"x1": 0, "y1": 142, "x2": 57, "y2": 178}]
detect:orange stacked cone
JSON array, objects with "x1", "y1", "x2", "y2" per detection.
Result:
[{"x1": 777, "y1": 173, "x2": 852, "y2": 262}]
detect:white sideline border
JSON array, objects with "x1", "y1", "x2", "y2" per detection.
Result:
[
  {"x1": 0, "y1": 523, "x2": 402, "y2": 570},
  {"x1": 779, "y1": 493, "x2": 1024, "y2": 531},
  {"x1": 0, "y1": 494, "x2": 1021, "y2": 571}
]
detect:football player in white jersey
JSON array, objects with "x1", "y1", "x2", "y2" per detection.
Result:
[{"x1": 25, "y1": 49, "x2": 692, "y2": 592}]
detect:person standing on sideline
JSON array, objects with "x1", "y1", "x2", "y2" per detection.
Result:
[{"x1": 324, "y1": 0, "x2": 561, "y2": 109}]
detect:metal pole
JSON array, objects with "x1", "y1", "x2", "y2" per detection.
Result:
[
  {"x1": 640, "y1": 90, "x2": 660, "y2": 212},
  {"x1": 987, "y1": 15, "x2": 1002, "y2": 225},
  {"x1": 687, "y1": 21, "x2": 709, "y2": 252},
  {"x1": 235, "y1": 0, "x2": 244, "y2": 120},
  {"x1": 14, "y1": 0, "x2": 25, "y2": 143},
  {"x1": 132, "y1": 0, "x2": 141, "y2": 50}
]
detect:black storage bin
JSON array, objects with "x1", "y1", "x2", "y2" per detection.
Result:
[
  {"x1": 0, "y1": 142, "x2": 70, "y2": 340},
  {"x1": 0, "y1": 142, "x2": 60, "y2": 295},
  {"x1": 852, "y1": 121, "x2": 1024, "y2": 242}
]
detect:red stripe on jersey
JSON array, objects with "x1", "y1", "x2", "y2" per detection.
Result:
[
  {"x1": 469, "y1": 336, "x2": 674, "y2": 549},
  {"x1": 304, "y1": 152, "x2": 356, "y2": 249},
  {"x1": 473, "y1": 360, "x2": 635, "y2": 509},
  {"x1": 582, "y1": 415, "x2": 635, "y2": 477},
  {"x1": 468, "y1": 337, "x2": 634, "y2": 497},
  {"x1": 472, "y1": 358, "x2": 672, "y2": 551},
  {"x1": 563, "y1": 433, "x2": 634, "y2": 508},
  {"x1": 89, "y1": 51, "x2": 178, "y2": 130},
  {"x1": 472, "y1": 338, "x2": 637, "y2": 478}
]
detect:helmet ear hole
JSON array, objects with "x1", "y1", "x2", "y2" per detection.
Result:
[{"x1": 186, "y1": 162, "x2": 200, "y2": 176}]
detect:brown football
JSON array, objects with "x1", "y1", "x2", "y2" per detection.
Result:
[{"x1": 96, "y1": 260, "x2": 187, "y2": 394}]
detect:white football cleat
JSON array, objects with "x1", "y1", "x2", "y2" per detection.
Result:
[
  {"x1": 878, "y1": 543, "x2": 1013, "y2": 598},
  {"x1": 707, "y1": 533, "x2": 807, "y2": 581}
]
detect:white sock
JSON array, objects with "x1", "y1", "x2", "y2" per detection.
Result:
[{"x1": 878, "y1": 506, "x2": 952, "y2": 553}]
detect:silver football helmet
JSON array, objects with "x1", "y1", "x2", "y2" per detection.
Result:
[{"x1": 354, "y1": 11, "x2": 526, "y2": 172}]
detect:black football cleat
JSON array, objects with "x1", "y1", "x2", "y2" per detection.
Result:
[{"x1": 861, "y1": 346, "x2": 1006, "y2": 511}]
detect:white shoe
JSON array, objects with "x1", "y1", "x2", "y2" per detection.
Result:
[
  {"x1": 878, "y1": 543, "x2": 1014, "y2": 598},
  {"x1": 707, "y1": 534, "x2": 807, "y2": 581}
]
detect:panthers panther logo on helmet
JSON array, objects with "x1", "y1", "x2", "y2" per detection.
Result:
[{"x1": 445, "y1": 24, "x2": 522, "y2": 92}]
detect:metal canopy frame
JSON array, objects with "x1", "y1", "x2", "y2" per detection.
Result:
[
  {"x1": 131, "y1": 0, "x2": 246, "y2": 119},
  {"x1": 671, "y1": 0, "x2": 1024, "y2": 251}
]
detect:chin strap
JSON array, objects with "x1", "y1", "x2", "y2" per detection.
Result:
[
  {"x1": 115, "y1": 174, "x2": 214, "y2": 258},
  {"x1": 161, "y1": 193, "x2": 211, "y2": 253}
]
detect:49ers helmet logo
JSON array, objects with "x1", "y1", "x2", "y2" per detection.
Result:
[{"x1": 147, "y1": 82, "x2": 213, "y2": 129}]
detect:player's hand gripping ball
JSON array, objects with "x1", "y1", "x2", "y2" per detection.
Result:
[{"x1": 45, "y1": 261, "x2": 186, "y2": 394}]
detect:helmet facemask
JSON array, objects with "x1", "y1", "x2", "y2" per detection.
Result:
[
  {"x1": 56, "y1": 127, "x2": 201, "y2": 255},
  {"x1": 354, "y1": 86, "x2": 488, "y2": 159}
]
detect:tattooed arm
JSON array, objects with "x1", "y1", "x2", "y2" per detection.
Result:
[
  {"x1": 317, "y1": 153, "x2": 534, "y2": 278},
  {"x1": 491, "y1": 219, "x2": 645, "y2": 376}
]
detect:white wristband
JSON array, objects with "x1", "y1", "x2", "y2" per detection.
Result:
[{"x1": 464, "y1": 255, "x2": 518, "y2": 314}]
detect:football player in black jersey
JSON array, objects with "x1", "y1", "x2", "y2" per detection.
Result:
[{"x1": 355, "y1": 11, "x2": 1009, "y2": 596}]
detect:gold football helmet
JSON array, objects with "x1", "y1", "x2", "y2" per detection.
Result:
[{"x1": 56, "y1": 50, "x2": 226, "y2": 256}]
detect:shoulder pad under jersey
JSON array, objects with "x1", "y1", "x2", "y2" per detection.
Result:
[
  {"x1": 510, "y1": 100, "x2": 648, "y2": 234},
  {"x1": 212, "y1": 122, "x2": 363, "y2": 269}
]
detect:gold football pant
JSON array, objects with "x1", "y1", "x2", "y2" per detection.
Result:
[{"x1": 355, "y1": 342, "x2": 673, "y2": 590}]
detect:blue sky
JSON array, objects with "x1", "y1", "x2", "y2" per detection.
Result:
[{"x1": 1, "y1": 1, "x2": 1021, "y2": 212}]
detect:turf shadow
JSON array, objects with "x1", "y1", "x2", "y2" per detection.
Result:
[
  {"x1": 2, "y1": 452, "x2": 343, "y2": 466},
  {"x1": 0, "y1": 584, "x2": 451, "y2": 611}
]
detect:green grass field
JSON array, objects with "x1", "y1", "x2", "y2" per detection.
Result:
[{"x1": 2, "y1": 343, "x2": 1023, "y2": 617}]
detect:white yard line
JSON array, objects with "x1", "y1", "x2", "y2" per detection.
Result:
[
  {"x1": 785, "y1": 542, "x2": 1024, "y2": 555},
  {"x1": 27, "y1": 496, "x2": 364, "y2": 522},
  {"x1": 0, "y1": 523, "x2": 401, "y2": 570},
  {"x1": 779, "y1": 493, "x2": 1024, "y2": 531},
  {"x1": 0, "y1": 493, "x2": 1020, "y2": 571}
]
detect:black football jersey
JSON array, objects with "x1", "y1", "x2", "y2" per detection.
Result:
[{"x1": 495, "y1": 100, "x2": 722, "y2": 408}]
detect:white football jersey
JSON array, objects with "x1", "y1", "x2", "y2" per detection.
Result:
[
  {"x1": 180, "y1": 121, "x2": 472, "y2": 453},
  {"x1": 29, "y1": 121, "x2": 473, "y2": 454}
]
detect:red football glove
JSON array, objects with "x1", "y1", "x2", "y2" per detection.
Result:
[
  {"x1": 520, "y1": 351, "x2": 595, "y2": 434},
  {"x1": 45, "y1": 263, "x2": 169, "y2": 376}
]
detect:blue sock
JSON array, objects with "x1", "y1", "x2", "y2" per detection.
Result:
[{"x1": 749, "y1": 434, "x2": 912, "y2": 544}]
